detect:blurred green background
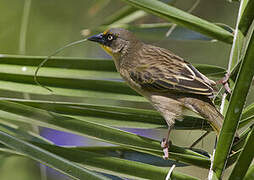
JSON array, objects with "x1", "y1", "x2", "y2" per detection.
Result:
[
  {"x1": 1, "y1": 0, "x2": 252, "y2": 179},
  {"x1": 0, "y1": 0, "x2": 238, "y2": 61}
]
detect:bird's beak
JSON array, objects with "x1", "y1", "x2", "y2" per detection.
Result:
[
  {"x1": 87, "y1": 33, "x2": 104, "y2": 44},
  {"x1": 88, "y1": 33, "x2": 113, "y2": 56}
]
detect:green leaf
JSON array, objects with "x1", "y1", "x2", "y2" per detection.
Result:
[
  {"x1": 228, "y1": 125, "x2": 254, "y2": 179},
  {"x1": 119, "y1": 0, "x2": 233, "y2": 43},
  {"x1": 0, "y1": 55, "x2": 144, "y2": 101},
  {"x1": 0, "y1": 54, "x2": 116, "y2": 71},
  {"x1": 0, "y1": 54, "x2": 226, "y2": 107},
  {"x1": 105, "y1": 10, "x2": 147, "y2": 27},
  {"x1": 0, "y1": 143, "x2": 197, "y2": 180},
  {"x1": 232, "y1": 126, "x2": 252, "y2": 152},
  {"x1": 0, "y1": 55, "x2": 226, "y2": 100},
  {"x1": 0, "y1": 100, "x2": 211, "y2": 168},
  {"x1": 0, "y1": 80, "x2": 144, "y2": 101},
  {"x1": 238, "y1": 103, "x2": 254, "y2": 129},
  {"x1": 0, "y1": 54, "x2": 226, "y2": 77},
  {"x1": 0, "y1": 130, "x2": 109, "y2": 180},
  {"x1": 213, "y1": 2, "x2": 254, "y2": 177},
  {"x1": 101, "y1": 0, "x2": 175, "y2": 27},
  {"x1": 0, "y1": 123, "x2": 195, "y2": 179},
  {"x1": 244, "y1": 164, "x2": 254, "y2": 180},
  {"x1": 103, "y1": 6, "x2": 139, "y2": 25},
  {"x1": 239, "y1": 0, "x2": 254, "y2": 35},
  {"x1": 194, "y1": 64, "x2": 226, "y2": 78},
  {"x1": 227, "y1": 151, "x2": 241, "y2": 168},
  {"x1": 37, "y1": 143, "x2": 198, "y2": 180},
  {"x1": 68, "y1": 146, "x2": 187, "y2": 167},
  {"x1": 7, "y1": 98, "x2": 210, "y2": 130},
  {"x1": 0, "y1": 121, "x2": 52, "y2": 145},
  {"x1": 242, "y1": 103, "x2": 254, "y2": 120}
]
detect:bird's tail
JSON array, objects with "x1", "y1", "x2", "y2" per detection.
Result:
[
  {"x1": 181, "y1": 97, "x2": 223, "y2": 135},
  {"x1": 181, "y1": 96, "x2": 241, "y2": 144}
]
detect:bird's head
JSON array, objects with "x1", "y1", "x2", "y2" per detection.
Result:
[{"x1": 88, "y1": 28, "x2": 139, "y2": 58}]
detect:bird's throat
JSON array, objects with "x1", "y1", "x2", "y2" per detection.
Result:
[{"x1": 100, "y1": 45, "x2": 113, "y2": 56}]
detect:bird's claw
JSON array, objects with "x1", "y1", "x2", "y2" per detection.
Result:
[
  {"x1": 161, "y1": 138, "x2": 172, "y2": 159},
  {"x1": 163, "y1": 148, "x2": 169, "y2": 160},
  {"x1": 216, "y1": 72, "x2": 231, "y2": 94}
]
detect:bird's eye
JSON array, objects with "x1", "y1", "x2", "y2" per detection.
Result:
[{"x1": 107, "y1": 34, "x2": 114, "y2": 41}]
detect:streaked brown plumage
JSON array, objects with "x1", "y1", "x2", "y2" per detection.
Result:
[{"x1": 88, "y1": 28, "x2": 224, "y2": 158}]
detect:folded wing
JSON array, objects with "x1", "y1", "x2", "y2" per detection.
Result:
[{"x1": 129, "y1": 59, "x2": 215, "y2": 97}]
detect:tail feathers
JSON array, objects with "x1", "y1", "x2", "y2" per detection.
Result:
[
  {"x1": 181, "y1": 96, "x2": 241, "y2": 144},
  {"x1": 182, "y1": 97, "x2": 223, "y2": 135}
]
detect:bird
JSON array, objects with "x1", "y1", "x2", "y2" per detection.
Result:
[{"x1": 88, "y1": 28, "x2": 226, "y2": 159}]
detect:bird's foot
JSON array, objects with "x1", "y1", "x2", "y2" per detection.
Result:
[
  {"x1": 161, "y1": 138, "x2": 172, "y2": 160},
  {"x1": 216, "y1": 72, "x2": 231, "y2": 94}
]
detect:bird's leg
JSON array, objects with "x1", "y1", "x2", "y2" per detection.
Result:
[
  {"x1": 161, "y1": 126, "x2": 173, "y2": 159},
  {"x1": 216, "y1": 72, "x2": 231, "y2": 94}
]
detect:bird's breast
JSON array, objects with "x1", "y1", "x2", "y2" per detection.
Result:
[{"x1": 119, "y1": 67, "x2": 145, "y2": 95}]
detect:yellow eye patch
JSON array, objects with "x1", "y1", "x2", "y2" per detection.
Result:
[
  {"x1": 101, "y1": 29, "x2": 114, "y2": 56},
  {"x1": 103, "y1": 29, "x2": 109, "y2": 35}
]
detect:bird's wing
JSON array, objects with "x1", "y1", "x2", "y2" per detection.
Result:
[{"x1": 129, "y1": 58, "x2": 215, "y2": 96}]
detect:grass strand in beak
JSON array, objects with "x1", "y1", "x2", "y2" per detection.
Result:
[{"x1": 34, "y1": 38, "x2": 88, "y2": 92}]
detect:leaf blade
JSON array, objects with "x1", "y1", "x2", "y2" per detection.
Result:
[
  {"x1": 0, "y1": 130, "x2": 109, "y2": 180},
  {"x1": 119, "y1": 0, "x2": 233, "y2": 43}
]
